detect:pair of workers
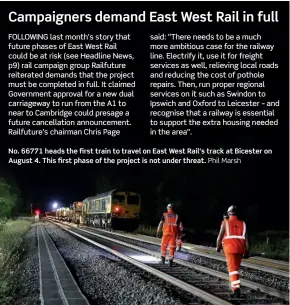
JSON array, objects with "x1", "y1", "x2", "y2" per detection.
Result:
[{"x1": 156, "y1": 204, "x2": 249, "y2": 298}]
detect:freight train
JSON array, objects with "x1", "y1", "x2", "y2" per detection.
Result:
[{"x1": 55, "y1": 189, "x2": 141, "y2": 231}]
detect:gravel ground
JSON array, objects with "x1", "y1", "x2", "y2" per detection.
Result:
[
  {"x1": 8, "y1": 223, "x2": 40, "y2": 305},
  {"x1": 45, "y1": 222, "x2": 197, "y2": 305},
  {"x1": 85, "y1": 228, "x2": 289, "y2": 293}
]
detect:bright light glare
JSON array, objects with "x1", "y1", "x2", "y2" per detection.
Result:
[
  {"x1": 130, "y1": 255, "x2": 160, "y2": 263},
  {"x1": 53, "y1": 202, "x2": 58, "y2": 209}
]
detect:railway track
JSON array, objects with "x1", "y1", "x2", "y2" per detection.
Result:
[
  {"x1": 49, "y1": 220, "x2": 289, "y2": 305},
  {"x1": 176, "y1": 243, "x2": 289, "y2": 277},
  {"x1": 73, "y1": 225, "x2": 289, "y2": 293},
  {"x1": 49, "y1": 218, "x2": 288, "y2": 277},
  {"x1": 95, "y1": 228, "x2": 289, "y2": 278}
]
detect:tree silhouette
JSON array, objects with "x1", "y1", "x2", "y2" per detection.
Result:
[{"x1": 0, "y1": 178, "x2": 19, "y2": 218}]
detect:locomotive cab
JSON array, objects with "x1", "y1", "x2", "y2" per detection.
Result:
[
  {"x1": 111, "y1": 191, "x2": 140, "y2": 230},
  {"x1": 112, "y1": 192, "x2": 140, "y2": 218}
]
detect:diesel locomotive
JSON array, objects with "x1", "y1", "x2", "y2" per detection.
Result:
[
  {"x1": 82, "y1": 189, "x2": 141, "y2": 231},
  {"x1": 54, "y1": 189, "x2": 141, "y2": 231}
]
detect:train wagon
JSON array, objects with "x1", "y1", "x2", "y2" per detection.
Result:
[
  {"x1": 62, "y1": 207, "x2": 72, "y2": 221},
  {"x1": 66, "y1": 207, "x2": 74, "y2": 222},
  {"x1": 71, "y1": 201, "x2": 83, "y2": 224},
  {"x1": 82, "y1": 189, "x2": 141, "y2": 231},
  {"x1": 56, "y1": 207, "x2": 71, "y2": 221},
  {"x1": 56, "y1": 208, "x2": 62, "y2": 220}
]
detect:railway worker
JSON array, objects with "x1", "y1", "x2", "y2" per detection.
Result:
[
  {"x1": 216, "y1": 205, "x2": 249, "y2": 298},
  {"x1": 176, "y1": 234, "x2": 185, "y2": 251},
  {"x1": 156, "y1": 203, "x2": 182, "y2": 266},
  {"x1": 223, "y1": 212, "x2": 229, "y2": 220},
  {"x1": 176, "y1": 222, "x2": 184, "y2": 251}
]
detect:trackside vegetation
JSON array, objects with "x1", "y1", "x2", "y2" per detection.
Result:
[
  {"x1": 0, "y1": 177, "x2": 33, "y2": 303},
  {"x1": 0, "y1": 219, "x2": 33, "y2": 303}
]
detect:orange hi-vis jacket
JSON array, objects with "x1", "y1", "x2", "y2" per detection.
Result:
[
  {"x1": 161, "y1": 211, "x2": 180, "y2": 235},
  {"x1": 222, "y1": 216, "x2": 246, "y2": 254}
]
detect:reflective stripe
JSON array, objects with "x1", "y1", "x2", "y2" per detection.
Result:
[
  {"x1": 229, "y1": 271, "x2": 239, "y2": 276},
  {"x1": 232, "y1": 284, "x2": 240, "y2": 288},
  {"x1": 224, "y1": 220, "x2": 246, "y2": 239},
  {"x1": 242, "y1": 221, "x2": 246, "y2": 238},
  {"x1": 164, "y1": 213, "x2": 178, "y2": 226},
  {"x1": 231, "y1": 280, "x2": 240, "y2": 286},
  {"x1": 224, "y1": 236, "x2": 245, "y2": 239}
]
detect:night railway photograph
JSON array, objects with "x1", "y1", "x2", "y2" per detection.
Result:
[{"x1": 0, "y1": 158, "x2": 289, "y2": 305}]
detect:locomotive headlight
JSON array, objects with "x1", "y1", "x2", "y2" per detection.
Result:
[{"x1": 115, "y1": 207, "x2": 119, "y2": 211}]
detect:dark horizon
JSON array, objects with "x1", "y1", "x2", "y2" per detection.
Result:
[{"x1": 1, "y1": 158, "x2": 288, "y2": 232}]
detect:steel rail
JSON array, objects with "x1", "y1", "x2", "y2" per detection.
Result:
[
  {"x1": 68, "y1": 225, "x2": 289, "y2": 302},
  {"x1": 177, "y1": 243, "x2": 289, "y2": 266},
  {"x1": 92, "y1": 227, "x2": 289, "y2": 277},
  {"x1": 53, "y1": 221, "x2": 232, "y2": 305}
]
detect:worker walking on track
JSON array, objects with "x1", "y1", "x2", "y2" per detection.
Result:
[
  {"x1": 176, "y1": 221, "x2": 184, "y2": 251},
  {"x1": 216, "y1": 205, "x2": 249, "y2": 298},
  {"x1": 156, "y1": 203, "x2": 182, "y2": 266}
]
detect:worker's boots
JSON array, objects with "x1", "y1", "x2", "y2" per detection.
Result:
[
  {"x1": 230, "y1": 288, "x2": 241, "y2": 298},
  {"x1": 169, "y1": 260, "x2": 173, "y2": 267},
  {"x1": 161, "y1": 256, "x2": 165, "y2": 265}
]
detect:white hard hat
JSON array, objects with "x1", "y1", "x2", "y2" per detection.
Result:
[
  {"x1": 227, "y1": 205, "x2": 237, "y2": 213},
  {"x1": 167, "y1": 203, "x2": 173, "y2": 209}
]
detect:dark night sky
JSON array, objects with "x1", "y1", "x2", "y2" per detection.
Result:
[{"x1": 0, "y1": 1, "x2": 289, "y2": 230}]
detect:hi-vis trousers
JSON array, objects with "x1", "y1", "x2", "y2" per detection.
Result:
[
  {"x1": 161, "y1": 234, "x2": 177, "y2": 260},
  {"x1": 225, "y1": 253, "x2": 243, "y2": 291}
]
